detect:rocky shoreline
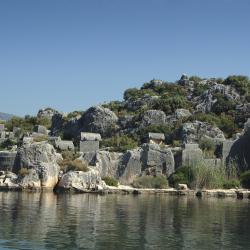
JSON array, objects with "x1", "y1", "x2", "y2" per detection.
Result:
[{"x1": 1, "y1": 184, "x2": 250, "y2": 200}]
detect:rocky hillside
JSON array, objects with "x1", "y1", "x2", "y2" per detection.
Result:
[
  {"x1": 37, "y1": 75, "x2": 249, "y2": 151},
  {"x1": 2, "y1": 74, "x2": 250, "y2": 192}
]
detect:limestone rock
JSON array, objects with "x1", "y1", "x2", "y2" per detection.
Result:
[
  {"x1": 37, "y1": 108, "x2": 59, "y2": 120},
  {"x1": 118, "y1": 148, "x2": 143, "y2": 184},
  {"x1": 181, "y1": 121, "x2": 225, "y2": 144},
  {"x1": 175, "y1": 109, "x2": 191, "y2": 119},
  {"x1": 141, "y1": 143, "x2": 175, "y2": 177},
  {"x1": 79, "y1": 106, "x2": 118, "y2": 136},
  {"x1": 140, "y1": 110, "x2": 166, "y2": 128},
  {"x1": 57, "y1": 170, "x2": 106, "y2": 192},
  {"x1": 17, "y1": 142, "x2": 62, "y2": 189}
]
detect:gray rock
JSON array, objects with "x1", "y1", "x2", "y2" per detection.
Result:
[
  {"x1": 140, "y1": 110, "x2": 166, "y2": 128},
  {"x1": 37, "y1": 108, "x2": 59, "y2": 120},
  {"x1": 57, "y1": 170, "x2": 105, "y2": 191},
  {"x1": 181, "y1": 144, "x2": 203, "y2": 166},
  {"x1": 34, "y1": 125, "x2": 48, "y2": 135},
  {"x1": 118, "y1": 148, "x2": 143, "y2": 184},
  {"x1": 55, "y1": 140, "x2": 74, "y2": 151},
  {"x1": 79, "y1": 106, "x2": 118, "y2": 136},
  {"x1": 141, "y1": 144, "x2": 175, "y2": 177},
  {"x1": 181, "y1": 121, "x2": 225, "y2": 144},
  {"x1": 17, "y1": 142, "x2": 62, "y2": 189},
  {"x1": 0, "y1": 171, "x2": 19, "y2": 189},
  {"x1": 175, "y1": 109, "x2": 191, "y2": 119}
]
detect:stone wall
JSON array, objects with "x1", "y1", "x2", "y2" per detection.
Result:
[
  {"x1": 80, "y1": 141, "x2": 99, "y2": 153},
  {"x1": 0, "y1": 152, "x2": 17, "y2": 172}
]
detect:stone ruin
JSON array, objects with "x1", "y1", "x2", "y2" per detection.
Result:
[
  {"x1": 80, "y1": 132, "x2": 101, "y2": 153},
  {"x1": 147, "y1": 133, "x2": 165, "y2": 145}
]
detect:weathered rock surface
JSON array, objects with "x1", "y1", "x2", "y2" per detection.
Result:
[
  {"x1": 79, "y1": 106, "x2": 118, "y2": 136},
  {"x1": 57, "y1": 170, "x2": 106, "y2": 192},
  {"x1": 0, "y1": 171, "x2": 19, "y2": 189},
  {"x1": 118, "y1": 148, "x2": 143, "y2": 184},
  {"x1": 181, "y1": 121, "x2": 225, "y2": 144},
  {"x1": 140, "y1": 110, "x2": 166, "y2": 128},
  {"x1": 17, "y1": 142, "x2": 62, "y2": 189},
  {"x1": 37, "y1": 108, "x2": 59, "y2": 120}
]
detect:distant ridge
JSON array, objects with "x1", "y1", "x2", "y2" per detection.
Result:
[{"x1": 0, "y1": 112, "x2": 15, "y2": 121}]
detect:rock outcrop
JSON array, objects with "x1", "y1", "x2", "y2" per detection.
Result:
[
  {"x1": 140, "y1": 110, "x2": 166, "y2": 128},
  {"x1": 57, "y1": 169, "x2": 105, "y2": 192},
  {"x1": 17, "y1": 142, "x2": 62, "y2": 189},
  {"x1": 181, "y1": 121, "x2": 225, "y2": 144},
  {"x1": 78, "y1": 106, "x2": 118, "y2": 136}
]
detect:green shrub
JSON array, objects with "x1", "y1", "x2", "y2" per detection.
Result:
[
  {"x1": 169, "y1": 162, "x2": 240, "y2": 190},
  {"x1": 240, "y1": 170, "x2": 250, "y2": 189},
  {"x1": 223, "y1": 179, "x2": 240, "y2": 189},
  {"x1": 223, "y1": 75, "x2": 250, "y2": 95},
  {"x1": 100, "y1": 135, "x2": 138, "y2": 152},
  {"x1": 199, "y1": 137, "x2": 216, "y2": 158},
  {"x1": 132, "y1": 175, "x2": 168, "y2": 189},
  {"x1": 102, "y1": 177, "x2": 118, "y2": 187},
  {"x1": 59, "y1": 159, "x2": 89, "y2": 172},
  {"x1": 33, "y1": 135, "x2": 48, "y2": 142},
  {"x1": 61, "y1": 150, "x2": 80, "y2": 161},
  {"x1": 169, "y1": 166, "x2": 194, "y2": 188},
  {"x1": 19, "y1": 168, "x2": 30, "y2": 178}
]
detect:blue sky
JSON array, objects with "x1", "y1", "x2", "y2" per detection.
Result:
[{"x1": 0, "y1": 0, "x2": 250, "y2": 116}]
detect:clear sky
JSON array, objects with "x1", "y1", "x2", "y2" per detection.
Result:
[{"x1": 0, "y1": 0, "x2": 250, "y2": 116}]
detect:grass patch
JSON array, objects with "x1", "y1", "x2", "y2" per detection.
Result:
[
  {"x1": 59, "y1": 159, "x2": 89, "y2": 172},
  {"x1": 132, "y1": 175, "x2": 168, "y2": 189},
  {"x1": 102, "y1": 177, "x2": 118, "y2": 187},
  {"x1": 169, "y1": 161, "x2": 239, "y2": 189},
  {"x1": 19, "y1": 167, "x2": 30, "y2": 178}
]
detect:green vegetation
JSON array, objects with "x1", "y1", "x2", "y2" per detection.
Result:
[
  {"x1": 194, "y1": 112, "x2": 238, "y2": 138},
  {"x1": 59, "y1": 159, "x2": 89, "y2": 172},
  {"x1": 0, "y1": 139, "x2": 17, "y2": 150},
  {"x1": 59, "y1": 150, "x2": 88, "y2": 172},
  {"x1": 240, "y1": 170, "x2": 250, "y2": 189},
  {"x1": 5, "y1": 115, "x2": 51, "y2": 132},
  {"x1": 132, "y1": 175, "x2": 168, "y2": 189},
  {"x1": 33, "y1": 135, "x2": 48, "y2": 142},
  {"x1": 199, "y1": 137, "x2": 216, "y2": 158},
  {"x1": 101, "y1": 135, "x2": 138, "y2": 152},
  {"x1": 102, "y1": 177, "x2": 118, "y2": 187},
  {"x1": 19, "y1": 168, "x2": 30, "y2": 178},
  {"x1": 169, "y1": 162, "x2": 239, "y2": 189},
  {"x1": 223, "y1": 75, "x2": 250, "y2": 95}
]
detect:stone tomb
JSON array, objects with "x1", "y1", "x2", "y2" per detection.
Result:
[
  {"x1": 80, "y1": 132, "x2": 101, "y2": 153},
  {"x1": 147, "y1": 133, "x2": 165, "y2": 145}
]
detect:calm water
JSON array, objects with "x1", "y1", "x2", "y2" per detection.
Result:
[{"x1": 0, "y1": 193, "x2": 250, "y2": 250}]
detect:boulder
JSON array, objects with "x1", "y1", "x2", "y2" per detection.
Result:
[
  {"x1": 16, "y1": 142, "x2": 62, "y2": 189},
  {"x1": 57, "y1": 170, "x2": 105, "y2": 192},
  {"x1": 37, "y1": 108, "x2": 59, "y2": 120},
  {"x1": 181, "y1": 121, "x2": 225, "y2": 144},
  {"x1": 118, "y1": 148, "x2": 143, "y2": 184},
  {"x1": 140, "y1": 110, "x2": 166, "y2": 128},
  {"x1": 79, "y1": 106, "x2": 118, "y2": 136},
  {"x1": 0, "y1": 171, "x2": 19, "y2": 189},
  {"x1": 141, "y1": 144, "x2": 175, "y2": 176},
  {"x1": 175, "y1": 109, "x2": 191, "y2": 119}
]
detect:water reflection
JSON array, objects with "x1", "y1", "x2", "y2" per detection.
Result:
[{"x1": 0, "y1": 192, "x2": 250, "y2": 249}]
